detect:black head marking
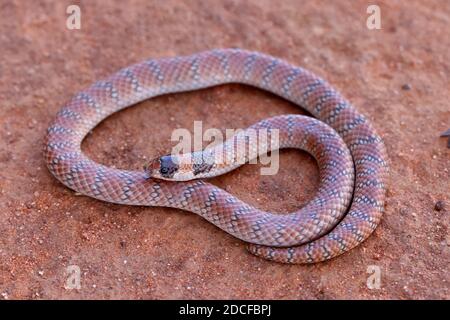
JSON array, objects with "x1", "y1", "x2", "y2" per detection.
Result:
[{"x1": 159, "y1": 155, "x2": 179, "y2": 178}]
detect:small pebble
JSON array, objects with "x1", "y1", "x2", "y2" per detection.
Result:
[
  {"x1": 401, "y1": 84, "x2": 412, "y2": 91},
  {"x1": 26, "y1": 202, "x2": 36, "y2": 209},
  {"x1": 434, "y1": 200, "x2": 445, "y2": 211}
]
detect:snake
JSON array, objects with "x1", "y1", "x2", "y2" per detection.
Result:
[{"x1": 44, "y1": 49, "x2": 389, "y2": 264}]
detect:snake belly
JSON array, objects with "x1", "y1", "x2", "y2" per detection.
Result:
[{"x1": 44, "y1": 49, "x2": 389, "y2": 264}]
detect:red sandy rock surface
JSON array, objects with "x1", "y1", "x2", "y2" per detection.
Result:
[{"x1": 0, "y1": 0, "x2": 448, "y2": 299}]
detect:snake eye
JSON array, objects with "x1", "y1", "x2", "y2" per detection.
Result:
[{"x1": 160, "y1": 167, "x2": 168, "y2": 174}]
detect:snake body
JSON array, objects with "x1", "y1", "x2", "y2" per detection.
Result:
[{"x1": 44, "y1": 49, "x2": 388, "y2": 263}]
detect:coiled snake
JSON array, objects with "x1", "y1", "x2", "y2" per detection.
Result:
[{"x1": 44, "y1": 49, "x2": 389, "y2": 264}]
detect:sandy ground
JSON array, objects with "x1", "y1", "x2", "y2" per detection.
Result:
[{"x1": 0, "y1": 0, "x2": 448, "y2": 299}]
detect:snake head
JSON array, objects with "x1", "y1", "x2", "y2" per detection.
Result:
[{"x1": 144, "y1": 155, "x2": 179, "y2": 180}]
